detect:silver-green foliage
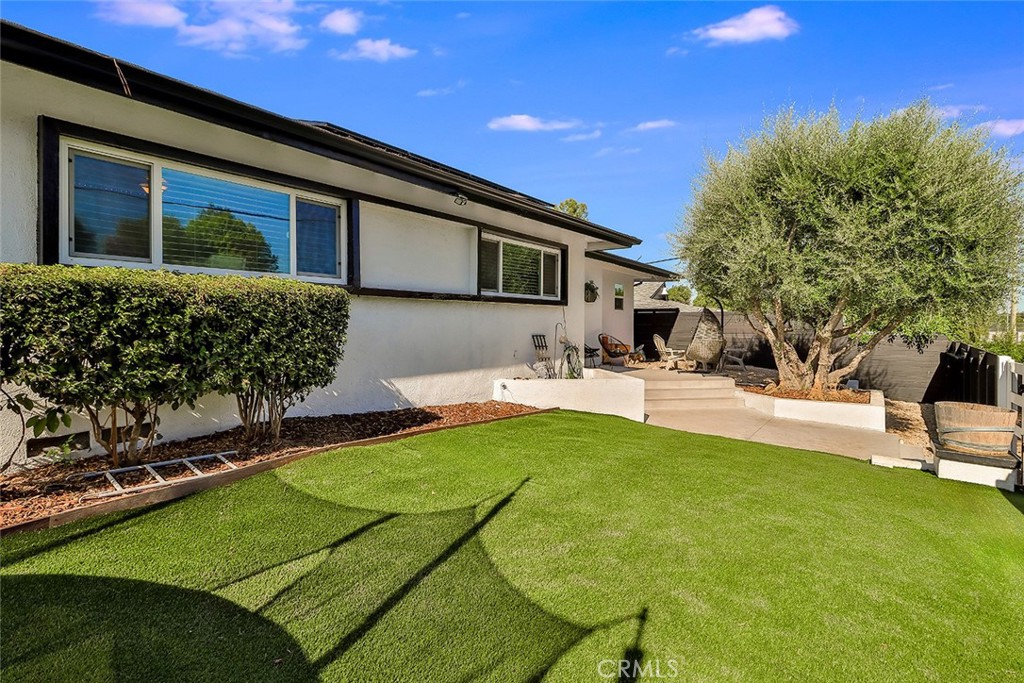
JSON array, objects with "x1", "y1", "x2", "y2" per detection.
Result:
[{"x1": 678, "y1": 102, "x2": 1023, "y2": 390}]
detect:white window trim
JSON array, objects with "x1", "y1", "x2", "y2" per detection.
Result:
[
  {"x1": 480, "y1": 232, "x2": 562, "y2": 300},
  {"x1": 59, "y1": 138, "x2": 347, "y2": 284}
]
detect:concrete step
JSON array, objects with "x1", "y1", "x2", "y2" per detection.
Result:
[
  {"x1": 899, "y1": 441, "x2": 929, "y2": 461},
  {"x1": 645, "y1": 387, "x2": 739, "y2": 401},
  {"x1": 645, "y1": 397, "x2": 746, "y2": 410},
  {"x1": 643, "y1": 377, "x2": 737, "y2": 390}
]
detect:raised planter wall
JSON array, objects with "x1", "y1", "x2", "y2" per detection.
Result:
[
  {"x1": 493, "y1": 369, "x2": 645, "y2": 422},
  {"x1": 742, "y1": 389, "x2": 887, "y2": 432}
]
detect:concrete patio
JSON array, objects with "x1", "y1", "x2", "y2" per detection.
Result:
[{"x1": 615, "y1": 367, "x2": 924, "y2": 462}]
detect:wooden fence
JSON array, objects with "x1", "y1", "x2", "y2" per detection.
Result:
[{"x1": 635, "y1": 308, "x2": 950, "y2": 402}]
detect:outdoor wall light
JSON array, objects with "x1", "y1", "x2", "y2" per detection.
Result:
[{"x1": 452, "y1": 192, "x2": 469, "y2": 206}]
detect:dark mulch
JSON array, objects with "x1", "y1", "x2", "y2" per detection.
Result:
[{"x1": 0, "y1": 401, "x2": 537, "y2": 527}]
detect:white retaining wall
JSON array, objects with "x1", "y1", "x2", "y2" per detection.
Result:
[
  {"x1": 742, "y1": 389, "x2": 887, "y2": 432},
  {"x1": 493, "y1": 369, "x2": 646, "y2": 422}
]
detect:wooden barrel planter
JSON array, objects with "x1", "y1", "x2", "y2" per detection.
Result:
[{"x1": 933, "y1": 401, "x2": 1016, "y2": 455}]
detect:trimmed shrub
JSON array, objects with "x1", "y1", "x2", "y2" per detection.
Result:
[
  {"x1": 202, "y1": 276, "x2": 351, "y2": 441},
  {"x1": 0, "y1": 265, "x2": 350, "y2": 465}
]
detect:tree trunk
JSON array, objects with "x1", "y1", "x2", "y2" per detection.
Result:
[
  {"x1": 746, "y1": 304, "x2": 814, "y2": 390},
  {"x1": 746, "y1": 298, "x2": 902, "y2": 394}
]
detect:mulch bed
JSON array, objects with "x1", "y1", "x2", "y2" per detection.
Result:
[
  {"x1": 0, "y1": 401, "x2": 536, "y2": 528},
  {"x1": 741, "y1": 385, "x2": 871, "y2": 405}
]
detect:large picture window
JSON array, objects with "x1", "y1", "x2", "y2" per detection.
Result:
[
  {"x1": 62, "y1": 140, "x2": 346, "y2": 282},
  {"x1": 479, "y1": 233, "x2": 561, "y2": 300}
]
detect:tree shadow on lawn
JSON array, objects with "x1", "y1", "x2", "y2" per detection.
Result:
[
  {"x1": 2, "y1": 574, "x2": 316, "y2": 683},
  {"x1": 3, "y1": 476, "x2": 645, "y2": 682},
  {"x1": 1002, "y1": 488, "x2": 1024, "y2": 517}
]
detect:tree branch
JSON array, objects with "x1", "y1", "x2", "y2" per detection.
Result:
[
  {"x1": 829, "y1": 318, "x2": 902, "y2": 384},
  {"x1": 834, "y1": 310, "x2": 878, "y2": 339}
]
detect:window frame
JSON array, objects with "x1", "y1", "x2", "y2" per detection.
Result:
[
  {"x1": 478, "y1": 232, "x2": 562, "y2": 301},
  {"x1": 59, "y1": 138, "x2": 347, "y2": 284}
]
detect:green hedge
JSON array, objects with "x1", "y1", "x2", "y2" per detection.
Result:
[
  {"x1": 0, "y1": 265, "x2": 350, "y2": 464},
  {"x1": 978, "y1": 335, "x2": 1024, "y2": 362}
]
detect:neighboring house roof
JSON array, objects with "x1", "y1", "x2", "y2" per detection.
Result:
[
  {"x1": 584, "y1": 251, "x2": 678, "y2": 280},
  {"x1": 0, "y1": 20, "x2": 640, "y2": 248},
  {"x1": 633, "y1": 281, "x2": 702, "y2": 311}
]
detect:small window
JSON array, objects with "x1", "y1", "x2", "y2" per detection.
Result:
[
  {"x1": 479, "y1": 238, "x2": 500, "y2": 292},
  {"x1": 614, "y1": 283, "x2": 625, "y2": 310},
  {"x1": 478, "y1": 233, "x2": 561, "y2": 299},
  {"x1": 71, "y1": 153, "x2": 151, "y2": 260},
  {"x1": 296, "y1": 200, "x2": 340, "y2": 276},
  {"x1": 161, "y1": 168, "x2": 289, "y2": 273}
]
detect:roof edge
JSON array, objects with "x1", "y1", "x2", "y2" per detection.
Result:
[
  {"x1": 585, "y1": 251, "x2": 678, "y2": 280},
  {"x1": 0, "y1": 20, "x2": 641, "y2": 248}
]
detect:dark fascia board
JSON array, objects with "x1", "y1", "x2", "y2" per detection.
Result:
[
  {"x1": 1, "y1": 20, "x2": 641, "y2": 248},
  {"x1": 585, "y1": 250, "x2": 678, "y2": 280}
]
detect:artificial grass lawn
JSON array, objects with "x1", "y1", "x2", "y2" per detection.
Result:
[{"x1": 3, "y1": 411, "x2": 1023, "y2": 682}]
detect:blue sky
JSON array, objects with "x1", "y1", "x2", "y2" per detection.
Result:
[{"x1": 4, "y1": 1, "x2": 1023, "y2": 268}]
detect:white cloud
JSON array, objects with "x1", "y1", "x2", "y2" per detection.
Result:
[
  {"x1": 332, "y1": 38, "x2": 417, "y2": 62},
  {"x1": 928, "y1": 83, "x2": 954, "y2": 91},
  {"x1": 979, "y1": 119, "x2": 1024, "y2": 137},
  {"x1": 594, "y1": 146, "x2": 641, "y2": 158},
  {"x1": 693, "y1": 5, "x2": 798, "y2": 45},
  {"x1": 95, "y1": 0, "x2": 308, "y2": 55},
  {"x1": 320, "y1": 8, "x2": 363, "y2": 35},
  {"x1": 487, "y1": 115, "x2": 580, "y2": 132},
  {"x1": 627, "y1": 119, "x2": 677, "y2": 133},
  {"x1": 417, "y1": 79, "x2": 466, "y2": 97},
  {"x1": 933, "y1": 104, "x2": 987, "y2": 118},
  {"x1": 665, "y1": 47, "x2": 689, "y2": 57},
  {"x1": 561, "y1": 130, "x2": 602, "y2": 142},
  {"x1": 95, "y1": 1, "x2": 186, "y2": 27}
]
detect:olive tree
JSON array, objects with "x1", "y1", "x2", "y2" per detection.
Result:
[{"x1": 677, "y1": 102, "x2": 1023, "y2": 392}]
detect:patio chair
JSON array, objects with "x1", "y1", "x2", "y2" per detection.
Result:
[
  {"x1": 684, "y1": 307, "x2": 724, "y2": 372},
  {"x1": 717, "y1": 346, "x2": 747, "y2": 372},
  {"x1": 584, "y1": 344, "x2": 601, "y2": 368},
  {"x1": 599, "y1": 334, "x2": 644, "y2": 366},
  {"x1": 653, "y1": 334, "x2": 686, "y2": 370},
  {"x1": 531, "y1": 334, "x2": 555, "y2": 378}
]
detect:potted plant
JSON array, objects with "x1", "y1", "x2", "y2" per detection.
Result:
[{"x1": 584, "y1": 280, "x2": 599, "y2": 303}]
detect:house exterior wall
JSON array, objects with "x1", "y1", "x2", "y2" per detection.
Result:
[
  {"x1": 583, "y1": 260, "x2": 636, "y2": 350},
  {"x1": 0, "y1": 62, "x2": 593, "y2": 461},
  {"x1": 584, "y1": 261, "x2": 605, "y2": 350},
  {"x1": 359, "y1": 204, "x2": 477, "y2": 294}
]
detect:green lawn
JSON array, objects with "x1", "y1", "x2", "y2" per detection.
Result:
[{"x1": 3, "y1": 411, "x2": 1023, "y2": 682}]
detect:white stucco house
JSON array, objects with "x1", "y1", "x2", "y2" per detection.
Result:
[{"x1": 0, "y1": 22, "x2": 675, "y2": 460}]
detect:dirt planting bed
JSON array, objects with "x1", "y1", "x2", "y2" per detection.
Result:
[
  {"x1": 741, "y1": 385, "x2": 872, "y2": 405},
  {"x1": 1, "y1": 401, "x2": 537, "y2": 528}
]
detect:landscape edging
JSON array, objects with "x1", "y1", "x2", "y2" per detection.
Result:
[{"x1": 0, "y1": 408, "x2": 555, "y2": 537}]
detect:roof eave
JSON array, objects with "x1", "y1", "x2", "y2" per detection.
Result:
[
  {"x1": 585, "y1": 251, "x2": 678, "y2": 280},
  {"x1": 0, "y1": 20, "x2": 641, "y2": 248}
]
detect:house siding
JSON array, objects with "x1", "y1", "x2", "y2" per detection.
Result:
[
  {"x1": 0, "y1": 61, "x2": 592, "y2": 461},
  {"x1": 584, "y1": 260, "x2": 635, "y2": 351}
]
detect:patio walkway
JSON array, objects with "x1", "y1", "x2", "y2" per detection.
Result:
[{"x1": 615, "y1": 367, "x2": 922, "y2": 461}]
